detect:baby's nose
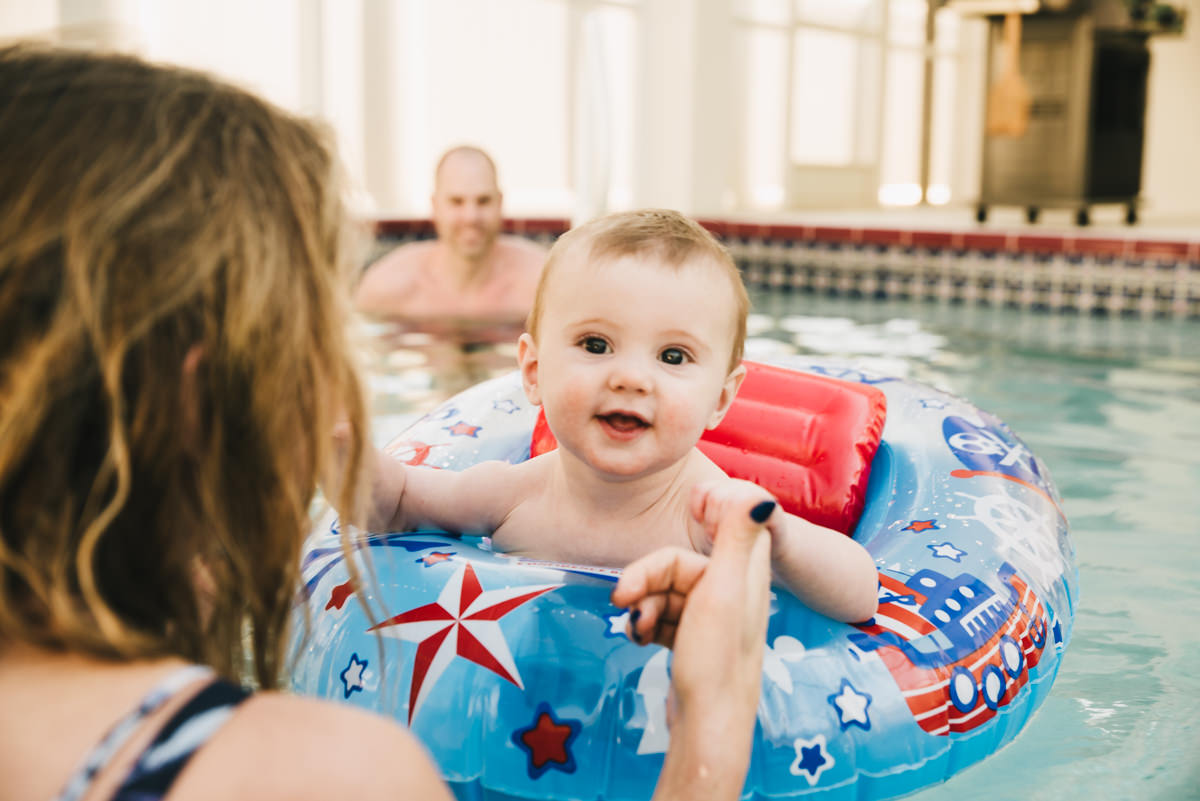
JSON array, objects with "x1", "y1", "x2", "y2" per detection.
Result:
[{"x1": 608, "y1": 358, "x2": 652, "y2": 393}]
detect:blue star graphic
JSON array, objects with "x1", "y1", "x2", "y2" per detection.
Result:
[
  {"x1": 928, "y1": 541, "x2": 967, "y2": 562},
  {"x1": 339, "y1": 652, "x2": 368, "y2": 699},
  {"x1": 426, "y1": 405, "x2": 459, "y2": 422},
  {"x1": 789, "y1": 735, "x2": 834, "y2": 785},
  {"x1": 492, "y1": 399, "x2": 520, "y2": 414},
  {"x1": 372, "y1": 535, "x2": 451, "y2": 552},
  {"x1": 827, "y1": 679, "x2": 872, "y2": 731}
]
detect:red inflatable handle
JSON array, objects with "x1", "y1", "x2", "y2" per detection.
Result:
[{"x1": 530, "y1": 361, "x2": 886, "y2": 535}]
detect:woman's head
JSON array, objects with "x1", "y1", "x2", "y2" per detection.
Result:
[{"x1": 0, "y1": 45, "x2": 368, "y2": 687}]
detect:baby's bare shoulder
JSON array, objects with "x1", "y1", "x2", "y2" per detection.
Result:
[{"x1": 689, "y1": 447, "x2": 731, "y2": 482}]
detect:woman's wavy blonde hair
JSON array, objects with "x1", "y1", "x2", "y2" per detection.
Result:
[{"x1": 0, "y1": 45, "x2": 369, "y2": 689}]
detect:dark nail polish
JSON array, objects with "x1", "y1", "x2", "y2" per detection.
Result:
[
  {"x1": 750, "y1": 500, "x2": 777, "y2": 523},
  {"x1": 630, "y1": 609, "x2": 641, "y2": 625}
]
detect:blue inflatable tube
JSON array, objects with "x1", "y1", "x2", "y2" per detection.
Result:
[{"x1": 289, "y1": 358, "x2": 1078, "y2": 800}]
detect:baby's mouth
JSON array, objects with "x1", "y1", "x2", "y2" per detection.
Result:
[{"x1": 597, "y1": 411, "x2": 649, "y2": 433}]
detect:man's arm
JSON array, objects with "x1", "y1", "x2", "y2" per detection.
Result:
[{"x1": 353, "y1": 243, "x2": 428, "y2": 316}]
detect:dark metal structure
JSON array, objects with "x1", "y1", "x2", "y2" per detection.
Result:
[{"x1": 955, "y1": 1, "x2": 1184, "y2": 225}]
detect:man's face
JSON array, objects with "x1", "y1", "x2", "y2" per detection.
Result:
[{"x1": 431, "y1": 153, "x2": 503, "y2": 262}]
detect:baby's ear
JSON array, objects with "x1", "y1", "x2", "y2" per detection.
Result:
[
  {"x1": 517, "y1": 333, "x2": 542, "y2": 406},
  {"x1": 706, "y1": 362, "x2": 747, "y2": 430}
]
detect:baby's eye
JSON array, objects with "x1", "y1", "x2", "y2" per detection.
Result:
[
  {"x1": 581, "y1": 337, "x2": 610, "y2": 354},
  {"x1": 659, "y1": 347, "x2": 689, "y2": 365}
]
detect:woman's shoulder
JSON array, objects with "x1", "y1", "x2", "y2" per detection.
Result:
[{"x1": 175, "y1": 690, "x2": 451, "y2": 801}]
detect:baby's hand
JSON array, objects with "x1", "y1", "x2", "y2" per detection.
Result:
[{"x1": 690, "y1": 478, "x2": 780, "y2": 555}]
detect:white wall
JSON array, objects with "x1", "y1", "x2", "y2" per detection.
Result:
[
  {"x1": 2, "y1": 0, "x2": 1197, "y2": 222},
  {"x1": 1142, "y1": 0, "x2": 1200, "y2": 220}
]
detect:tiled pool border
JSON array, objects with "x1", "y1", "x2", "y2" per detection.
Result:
[{"x1": 375, "y1": 218, "x2": 1200, "y2": 319}]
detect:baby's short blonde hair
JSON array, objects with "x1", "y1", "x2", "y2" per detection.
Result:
[{"x1": 527, "y1": 209, "x2": 749, "y2": 372}]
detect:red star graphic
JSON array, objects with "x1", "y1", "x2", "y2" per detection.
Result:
[
  {"x1": 385, "y1": 440, "x2": 439, "y2": 466},
  {"x1": 325, "y1": 579, "x2": 355, "y2": 611},
  {"x1": 519, "y1": 709, "x2": 577, "y2": 770},
  {"x1": 445, "y1": 421, "x2": 481, "y2": 438},
  {"x1": 418, "y1": 551, "x2": 454, "y2": 567},
  {"x1": 902, "y1": 519, "x2": 938, "y2": 533},
  {"x1": 369, "y1": 563, "x2": 561, "y2": 723}
]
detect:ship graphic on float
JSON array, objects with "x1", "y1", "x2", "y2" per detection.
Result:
[{"x1": 848, "y1": 561, "x2": 1057, "y2": 736}]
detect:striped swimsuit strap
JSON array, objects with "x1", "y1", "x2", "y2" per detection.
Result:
[{"x1": 55, "y1": 664, "x2": 252, "y2": 801}]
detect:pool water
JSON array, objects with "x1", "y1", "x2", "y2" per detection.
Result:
[{"x1": 358, "y1": 294, "x2": 1200, "y2": 801}]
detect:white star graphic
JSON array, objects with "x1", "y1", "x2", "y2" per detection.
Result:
[
  {"x1": 635, "y1": 650, "x2": 671, "y2": 755},
  {"x1": 492, "y1": 399, "x2": 520, "y2": 414},
  {"x1": 369, "y1": 563, "x2": 560, "y2": 723},
  {"x1": 606, "y1": 610, "x2": 631, "y2": 637},
  {"x1": 829, "y1": 681, "x2": 871, "y2": 730},
  {"x1": 339, "y1": 652, "x2": 368, "y2": 698},
  {"x1": 762, "y1": 635, "x2": 807, "y2": 694},
  {"x1": 928, "y1": 541, "x2": 967, "y2": 562}
]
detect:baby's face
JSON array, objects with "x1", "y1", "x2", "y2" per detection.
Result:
[{"x1": 519, "y1": 252, "x2": 743, "y2": 482}]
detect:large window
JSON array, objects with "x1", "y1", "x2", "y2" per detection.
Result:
[
  {"x1": 735, "y1": 0, "x2": 981, "y2": 209},
  {"x1": 7, "y1": 0, "x2": 996, "y2": 217}
]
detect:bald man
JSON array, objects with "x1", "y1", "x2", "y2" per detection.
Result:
[{"x1": 355, "y1": 147, "x2": 548, "y2": 322}]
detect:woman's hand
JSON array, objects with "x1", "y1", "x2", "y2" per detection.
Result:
[
  {"x1": 688, "y1": 478, "x2": 781, "y2": 559},
  {"x1": 610, "y1": 484, "x2": 775, "y2": 801}
]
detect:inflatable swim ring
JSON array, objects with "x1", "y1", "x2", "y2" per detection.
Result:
[{"x1": 290, "y1": 358, "x2": 1077, "y2": 801}]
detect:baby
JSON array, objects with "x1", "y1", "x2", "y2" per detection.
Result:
[{"x1": 369, "y1": 209, "x2": 878, "y2": 623}]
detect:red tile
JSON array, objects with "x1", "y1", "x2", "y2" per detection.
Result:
[
  {"x1": 962, "y1": 232, "x2": 1009, "y2": 252},
  {"x1": 812, "y1": 226, "x2": 856, "y2": 244},
  {"x1": 1131, "y1": 239, "x2": 1190, "y2": 260},
  {"x1": 765, "y1": 223, "x2": 808, "y2": 241},
  {"x1": 512, "y1": 218, "x2": 571, "y2": 236},
  {"x1": 696, "y1": 218, "x2": 731, "y2": 238},
  {"x1": 1016, "y1": 235, "x2": 1065, "y2": 254},
  {"x1": 911, "y1": 230, "x2": 954, "y2": 250},
  {"x1": 375, "y1": 218, "x2": 434, "y2": 237},
  {"x1": 1068, "y1": 237, "x2": 1128, "y2": 258},
  {"x1": 860, "y1": 228, "x2": 905, "y2": 247}
]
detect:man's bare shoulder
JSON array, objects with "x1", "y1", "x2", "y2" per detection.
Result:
[
  {"x1": 495, "y1": 235, "x2": 549, "y2": 269},
  {"x1": 367, "y1": 239, "x2": 439, "y2": 276},
  {"x1": 177, "y1": 692, "x2": 451, "y2": 801},
  {"x1": 355, "y1": 241, "x2": 438, "y2": 313}
]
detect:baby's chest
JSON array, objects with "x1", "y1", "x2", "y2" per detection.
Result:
[{"x1": 493, "y1": 504, "x2": 695, "y2": 568}]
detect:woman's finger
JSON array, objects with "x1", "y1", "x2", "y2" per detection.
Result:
[{"x1": 611, "y1": 547, "x2": 706, "y2": 609}]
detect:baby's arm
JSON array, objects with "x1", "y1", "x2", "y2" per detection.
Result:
[
  {"x1": 690, "y1": 479, "x2": 878, "y2": 623},
  {"x1": 366, "y1": 444, "x2": 518, "y2": 535}
]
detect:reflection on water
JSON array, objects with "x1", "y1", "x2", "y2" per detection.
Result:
[
  {"x1": 360, "y1": 293, "x2": 1200, "y2": 800},
  {"x1": 359, "y1": 317, "x2": 527, "y2": 442}
]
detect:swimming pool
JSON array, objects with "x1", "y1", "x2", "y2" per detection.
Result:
[{"x1": 358, "y1": 293, "x2": 1200, "y2": 800}]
